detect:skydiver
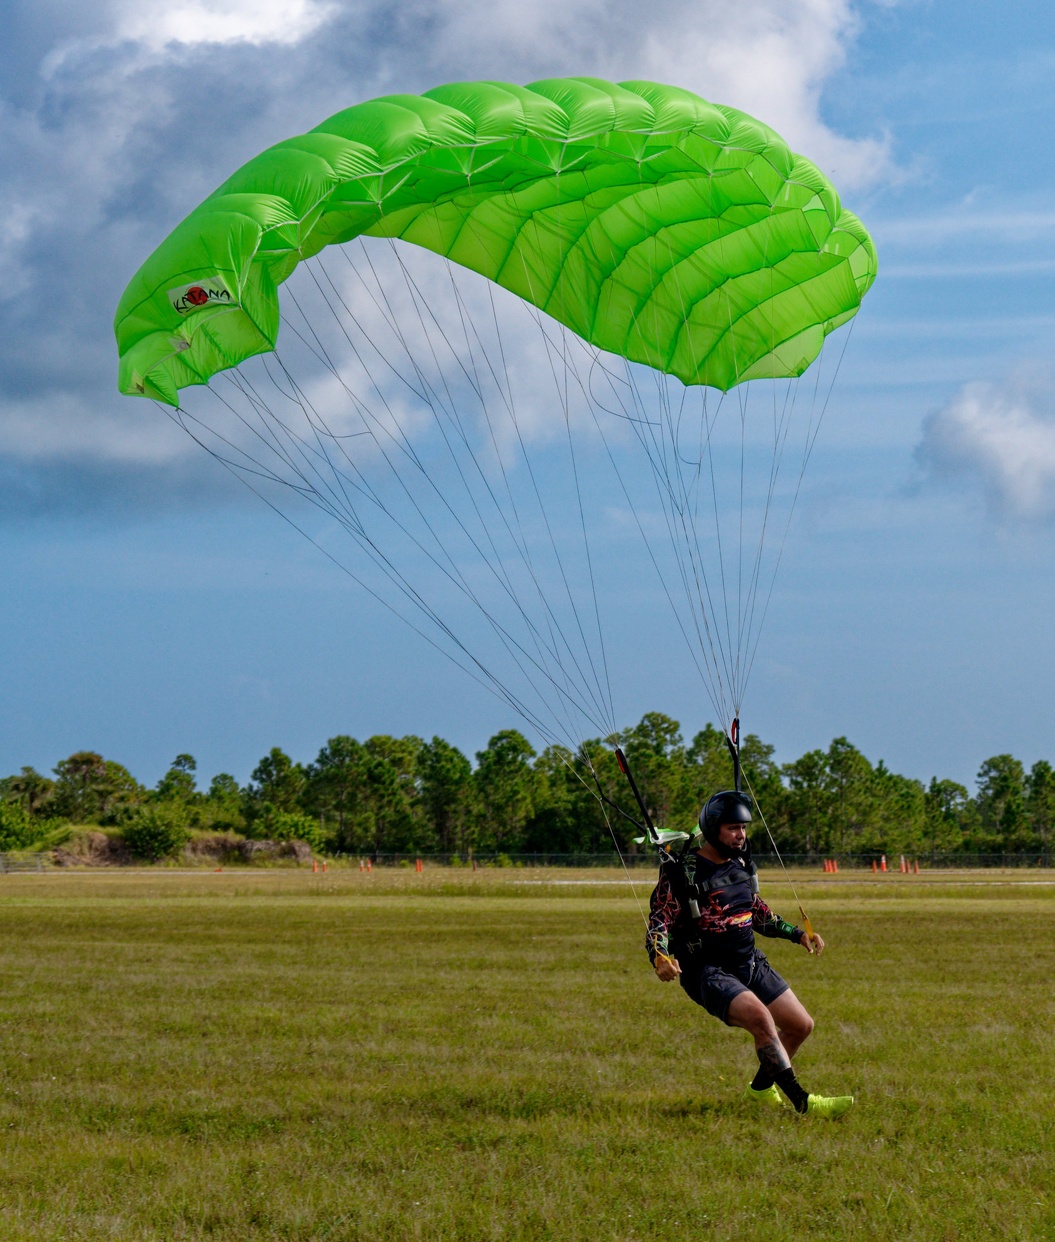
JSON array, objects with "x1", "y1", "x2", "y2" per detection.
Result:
[{"x1": 645, "y1": 790, "x2": 853, "y2": 1118}]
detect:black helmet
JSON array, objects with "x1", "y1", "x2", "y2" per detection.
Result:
[{"x1": 699, "y1": 790, "x2": 753, "y2": 856}]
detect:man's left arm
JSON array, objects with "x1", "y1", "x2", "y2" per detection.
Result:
[{"x1": 751, "y1": 894, "x2": 824, "y2": 954}]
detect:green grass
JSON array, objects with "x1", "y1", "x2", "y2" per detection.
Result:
[{"x1": 0, "y1": 868, "x2": 1053, "y2": 1240}]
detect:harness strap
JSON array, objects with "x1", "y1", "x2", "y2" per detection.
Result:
[{"x1": 694, "y1": 864, "x2": 753, "y2": 894}]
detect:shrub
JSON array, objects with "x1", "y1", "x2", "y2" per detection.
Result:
[
  {"x1": 258, "y1": 809, "x2": 327, "y2": 853},
  {"x1": 20, "y1": 820, "x2": 71, "y2": 852},
  {"x1": 197, "y1": 803, "x2": 246, "y2": 833},
  {"x1": 0, "y1": 801, "x2": 34, "y2": 851},
  {"x1": 121, "y1": 805, "x2": 190, "y2": 861}
]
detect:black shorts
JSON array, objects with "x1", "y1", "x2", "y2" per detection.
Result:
[{"x1": 679, "y1": 948, "x2": 789, "y2": 1024}]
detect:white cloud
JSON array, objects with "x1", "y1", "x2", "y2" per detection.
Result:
[
  {"x1": 114, "y1": 0, "x2": 334, "y2": 50},
  {"x1": 880, "y1": 260, "x2": 1055, "y2": 280},
  {"x1": 88, "y1": 0, "x2": 893, "y2": 186},
  {"x1": 0, "y1": 392, "x2": 196, "y2": 465},
  {"x1": 0, "y1": 0, "x2": 890, "y2": 500},
  {"x1": 639, "y1": 0, "x2": 891, "y2": 190},
  {"x1": 915, "y1": 368, "x2": 1055, "y2": 520},
  {"x1": 208, "y1": 242, "x2": 623, "y2": 498},
  {"x1": 877, "y1": 209, "x2": 1055, "y2": 246},
  {"x1": 0, "y1": 202, "x2": 38, "y2": 303},
  {"x1": 407, "y1": 0, "x2": 890, "y2": 190}
]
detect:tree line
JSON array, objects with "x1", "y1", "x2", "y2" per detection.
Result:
[{"x1": 1, "y1": 712, "x2": 1053, "y2": 858}]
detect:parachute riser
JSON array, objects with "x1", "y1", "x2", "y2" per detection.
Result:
[
  {"x1": 614, "y1": 745, "x2": 658, "y2": 846},
  {"x1": 614, "y1": 745, "x2": 698, "y2": 916},
  {"x1": 725, "y1": 716, "x2": 741, "y2": 792},
  {"x1": 614, "y1": 745, "x2": 692, "y2": 854}
]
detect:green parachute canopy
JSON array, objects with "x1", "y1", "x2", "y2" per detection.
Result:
[{"x1": 115, "y1": 77, "x2": 876, "y2": 405}]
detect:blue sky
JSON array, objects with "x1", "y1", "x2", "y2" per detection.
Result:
[{"x1": 3, "y1": 0, "x2": 1055, "y2": 791}]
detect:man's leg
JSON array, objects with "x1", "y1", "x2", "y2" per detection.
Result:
[
  {"x1": 767, "y1": 989, "x2": 814, "y2": 1061},
  {"x1": 726, "y1": 990, "x2": 810, "y2": 1113},
  {"x1": 728, "y1": 989, "x2": 853, "y2": 1119}
]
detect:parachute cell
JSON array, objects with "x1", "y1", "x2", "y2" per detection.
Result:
[{"x1": 115, "y1": 77, "x2": 876, "y2": 404}]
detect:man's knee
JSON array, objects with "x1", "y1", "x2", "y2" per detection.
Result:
[
  {"x1": 769, "y1": 991, "x2": 814, "y2": 1042},
  {"x1": 782, "y1": 1009, "x2": 814, "y2": 1042}
]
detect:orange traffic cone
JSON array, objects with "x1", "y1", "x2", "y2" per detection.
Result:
[
  {"x1": 366, "y1": 859, "x2": 372, "y2": 873},
  {"x1": 899, "y1": 855, "x2": 907, "y2": 873},
  {"x1": 312, "y1": 859, "x2": 318, "y2": 873},
  {"x1": 322, "y1": 861, "x2": 327, "y2": 873},
  {"x1": 823, "y1": 859, "x2": 829, "y2": 873},
  {"x1": 913, "y1": 860, "x2": 920, "y2": 874},
  {"x1": 415, "y1": 858, "x2": 423, "y2": 873},
  {"x1": 359, "y1": 859, "x2": 364, "y2": 872},
  {"x1": 872, "y1": 859, "x2": 878, "y2": 873},
  {"x1": 880, "y1": 855, "x2": 887, "y2": 872}
]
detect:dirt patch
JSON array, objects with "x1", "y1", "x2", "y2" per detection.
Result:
[
  {"x1": 182, "y1": 834, "x2": 311, "y2": 864},
  {"x1": 53, "y1": 830, "x2": 131, "y2": 867},
  {"x1": 236, "y1": 839, "x2": 312, "y2": 864},
  {"x1": 51, "y1": 829, "x2": 314, "y2": 867},
  {"x1": 184, "y1": 833, "x2": 246, "y2": 863}
]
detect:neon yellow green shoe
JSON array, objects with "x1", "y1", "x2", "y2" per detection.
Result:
[
  {"x1": 742, "y1": 1083, "x2": 786, "y2": 1110},
  {"x1": 805, "y1": 1093, "x2": 854, "y2": 1119}
]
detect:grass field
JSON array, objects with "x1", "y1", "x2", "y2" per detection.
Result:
[{"x1": 0, "y1": 867, "x2": 1052, "y2": 1240}]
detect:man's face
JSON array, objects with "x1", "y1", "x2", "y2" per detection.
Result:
[{"x1": 718, "y1": 821, "x2": 747, "y2": 851}]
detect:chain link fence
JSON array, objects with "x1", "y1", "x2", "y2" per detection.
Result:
[
  {"x1": 3, "y1": 850, "x2": 1050, "y2": 871},
  {"x1": 333, "y1": 851, "x2": 1054, "y2": 869}
]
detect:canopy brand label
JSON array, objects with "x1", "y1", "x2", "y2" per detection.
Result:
[{"x1": 168, "y1": 277, "x2": 234, "y2": 315}]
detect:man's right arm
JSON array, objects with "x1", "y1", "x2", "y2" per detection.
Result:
[{"x1": 646, "y1": 867, "x2": 681, "y2": 977}]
